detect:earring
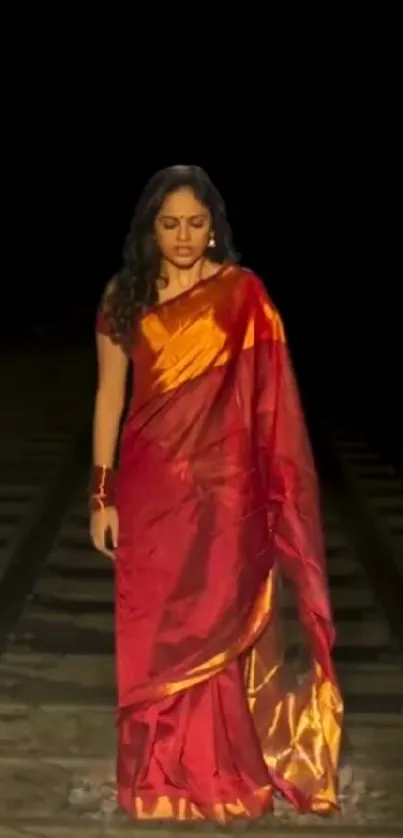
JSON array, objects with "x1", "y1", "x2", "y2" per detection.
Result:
[{"x1": 208, "y1": 231, "x2": 216, "y2": 248}]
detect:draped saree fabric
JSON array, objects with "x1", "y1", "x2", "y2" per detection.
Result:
[{"x1": 96, "y1": 264, "x2": 343, "y2": 823}]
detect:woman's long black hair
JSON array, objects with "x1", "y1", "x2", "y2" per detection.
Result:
[{"x1": 101, "y1": 165, "x2": 239, "y2": 352}]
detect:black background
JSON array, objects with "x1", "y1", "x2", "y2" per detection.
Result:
[{"x1": 2, "y1": 23, "x2": 399, "y2": 451}]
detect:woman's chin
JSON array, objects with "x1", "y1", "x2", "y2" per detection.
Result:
[{"x1": 168, "y1": 252, "x2": 200, "y2": 269}]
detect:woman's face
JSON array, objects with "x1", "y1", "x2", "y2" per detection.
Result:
[{"x1": 154, "y1": 187, "x2": 212, "y2": 268}]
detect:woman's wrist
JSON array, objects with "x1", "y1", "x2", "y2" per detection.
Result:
[{"x1": 89, "y1": 465, "x2": 116, "y2": 512}]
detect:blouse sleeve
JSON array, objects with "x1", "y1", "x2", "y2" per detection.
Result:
[
  {"x1": 96, "y1": 277, "x2": 116, "y2": 336},
  {"x1": 96, "y1": 308, "x2": 111, "y2": 335}
]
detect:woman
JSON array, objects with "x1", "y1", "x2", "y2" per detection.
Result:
[{"x1": 90, "y1": 164, "x2": 343, "y2": 824}]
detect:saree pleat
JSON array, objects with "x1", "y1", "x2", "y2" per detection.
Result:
[{"x1": 97, "y1": 264, "x2": 343, "y2": 823}]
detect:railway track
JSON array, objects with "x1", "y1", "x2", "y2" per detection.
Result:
[{"x1": 0, "y1": 423, "x2": 402, "y2": 836}]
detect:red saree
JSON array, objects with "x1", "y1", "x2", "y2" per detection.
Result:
[{"x1": 97, "y1": 264, "x2": 343, "y2": 824}]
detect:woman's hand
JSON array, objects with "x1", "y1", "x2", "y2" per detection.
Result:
[{"x1": 90, "y1": 506, "x2": 119, "y2": 560}]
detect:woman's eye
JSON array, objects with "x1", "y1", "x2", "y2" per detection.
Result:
[{"x1": 190, "y1": 215, "x2": 206, "y2": 227}]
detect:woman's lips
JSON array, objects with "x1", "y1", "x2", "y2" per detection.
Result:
[{"x1": 174, "y1": 246, "x2": 193, "y2": 255}]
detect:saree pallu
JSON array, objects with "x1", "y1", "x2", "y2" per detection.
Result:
[{"x1": 97, "y1": 264, "x2": 343, "y2": 823}]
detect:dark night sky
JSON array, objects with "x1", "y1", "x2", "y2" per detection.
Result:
[
  {"x1": 16, "y1": 124, "x2": 397, "y2": 372},
  {"x1": 3, "y1": 35, "x2": 399, "y2": 446}
]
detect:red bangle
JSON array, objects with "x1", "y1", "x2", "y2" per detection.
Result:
[{"x1": 89, "y1": 465, "x2": 116, "y2": 511}]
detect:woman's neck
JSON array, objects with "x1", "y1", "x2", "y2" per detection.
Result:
[{"x1": 160, "y1": 258, "x2": 220, "y2": 291}]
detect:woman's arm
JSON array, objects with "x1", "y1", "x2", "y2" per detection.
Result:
[{"x1": 93, "y1": 331, "x2": 129, "y2": 467}]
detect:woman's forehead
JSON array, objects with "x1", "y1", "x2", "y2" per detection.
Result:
[{"x1": 159, "y1": 188, "x2": 208, "y2": 217}]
